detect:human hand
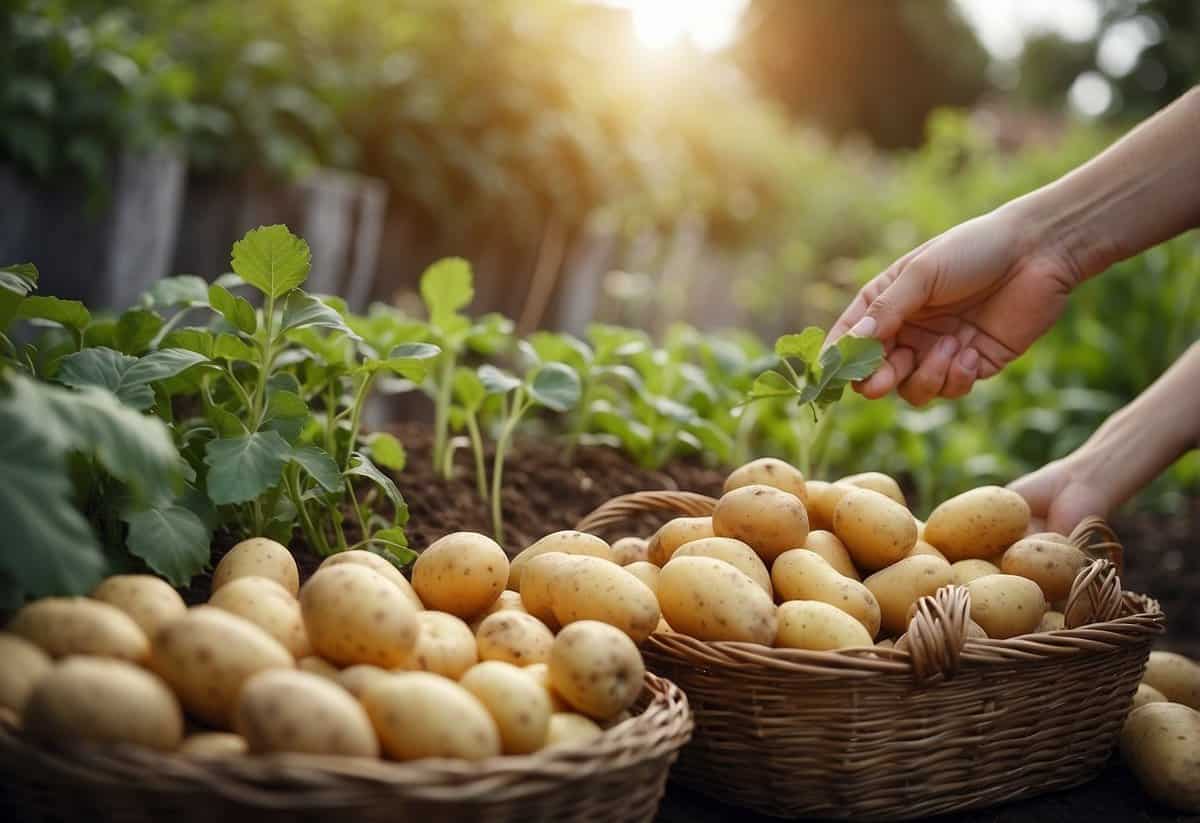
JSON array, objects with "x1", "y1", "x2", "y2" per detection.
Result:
[
  {"x1": 826, "y1": 207, "x2": 1082, "y2": 405},
  {"x1": 1007, "y1": 456, "x2": 1112, "y2": 536}
]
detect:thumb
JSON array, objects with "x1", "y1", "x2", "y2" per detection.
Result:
[{"x1": 854, "y1": 264, "x2": 932, "y2": 341}]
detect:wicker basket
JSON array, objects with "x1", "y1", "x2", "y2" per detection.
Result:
[
  {"x1": 577, "y1": 493, "x2": 1166, "y2": 820},
  {"x1": 0, "y1": 672, "x2": 691, "y2": 823}
]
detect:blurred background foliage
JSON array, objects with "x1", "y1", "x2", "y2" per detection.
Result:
[{"x1": 0, "y1": 0, "x2": 1197, "y2": 514}]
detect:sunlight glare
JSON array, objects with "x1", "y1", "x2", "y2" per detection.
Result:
[{"x1": 624, "y1": 0, "x2": 749, "y2": 52}]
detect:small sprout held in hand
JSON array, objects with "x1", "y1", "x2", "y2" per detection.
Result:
[{"x1": 745, "y1": 327, "x2": 884, "y2": 420}]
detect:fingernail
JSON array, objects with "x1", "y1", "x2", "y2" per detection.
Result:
[
  {"x1": 960, "y1": 348, "x2": 979, "y2": 370},
  {"x1": 938, "y1": 336, "x2": 959, "y2": 357},
  {"x1": 849, "y1": 317, "x2": 877, "y2": 338}
]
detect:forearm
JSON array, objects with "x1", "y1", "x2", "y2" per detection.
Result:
[{"x1": 1007, "y1": 85, "x2": 1200, "y2": 280}]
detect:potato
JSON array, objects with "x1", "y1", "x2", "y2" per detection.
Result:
[
  {"x1": 318, "y1": 550, "x2": 422, "y2": 611},
  {"x1": 460, "y1": 661, "x2": 552, "y2": 754},
  {"x1": 864, "y1": 556, "x2": 953, "y2": 636},
  {"x1": 950, "y1": 559, "x2": 1001, "y2": 586},
  {"x1": 0, "y1": 632, "x2": 52, "y2": 713},
  {"x1": 776, "y1": 601, "x2": 873, "y2": 650},
  {"x1": 212, "y1": 538, "x2": 299, "y2": 597},
  {"x1": 803, "y1": 530, "x2": 860, "y2": 580},
  {"x1": 1142, "y1": 651, "x2": 1200, "y2": 710},
  {"x1": 545, "y1": 713, "x2": 603, "y2": 747},
  {"x1": 550, "y1": 556, "x2": 661, "y2": 644},
  {"x1": 476, "y1": 611, "x2": 554, "y2": 666},
  {"x1": 150, "y1": 607, "x2": 293, "y2": 728},
  {"x1": 519, "y1": 551, "x2": 572, "y2": 628},
  {"x1": 523, "y1": 662, "x2": 570, "y2": 712},
  {"x1": 832, "y1": 488, "x2": 917, "y2": 572},
  {"x1": 549, "y1": 621, "x2": 644, "y2": 720},
  {"x1": 806, "y1": 481, "x2": 853, "y2": 532},
  {"x1": 1000, "y1": 534, "x2": 1088, "y2": 601},
  {"x1": 8, "y1": 598, "x2": 148, "y2": 663},
  {"x1": 622, "y1": 561, "x2": 661, "y2": 597},
  {"x1": 178, "y1": 732, "x2": 248, "y2": 757},
  {"x1": 475, "y1": 589, "x2": 530, "y2": 622},
  {"x1": 338, "y1": 665, "x2": 393, "y2": 699},
  {"x1": 963, "y1": 574, "x2": 1047, "y2": 639},
  {"x1": 398, "y1": 611, "x2": 478, "y2": 679},
  {"x1": 208, "y1": 576, "x2": 311, "y2": 658},
  {"x1": 724, "y1": 457, "x2": 807, "y2": 504},
  {"x1": 413, "y1": 532, "x2": 509, "y2": 618},
  {"x1": 649, "y1": 517, "x2": 716, "y2": 566},
  {"x1": 876, "y1": 638, "x2": 895, "y2": 649},
  {"x1": 1132, "y1": 683, "x2": 1168, "y2": 710},
  {"x1": 1038, "y1": 611, "x2": 1066, "y2": 632},
  {"x1": 611, "y1": 537, "x2": 651, "y2": 566},
  {"x1": 90, "y1": 575, "x2": 186, "y2": 638},
  {"x1": 907, "y1": 541, "x2": 947, "y2": 562},
  {"x1": 24, "y1": 657, "x2": 182, "y2": 750},
  {"x1": 673, "y1": 537, "x2": 772, "y2": 597},
  {"x1": 713, "y1": 485, "x2": 809, "y2": 564},
  {"x1": 772, "y1": 550, "x2": 881, "y2": 638},
  {"x1": 235, "y1": 669, "x2": 378, "y2": 757},
  {"x1": 298, "y1": 656, "x2": 340, "y2": 681},
  {"x1": 838, "y1": 472, "x2": 905, "y2": 507},
  {"x1": 300, "y1": 564, "x2": 419, "y2": 668},
  {"x1": 509, "y1": 531, "x2": 612, "y2": 590},
  {"x1": 655, "y1": 617, "x2": 672, "y2": 633},
  {"x1": 1121, "y1": 702, "x2": 1200, "y2": 812},
  {"x1": 362, "y1": 672, "x2": 500, "y2": 760},
  {"x1": 658, "y1": 556, "x2": 777, "y2": 644},
  {"x1": 966, "y1": 619, "x2": 989, "y2": 639},
  {"x1": 924, "y1": 486, "x2": 1031, "y2": 561}
]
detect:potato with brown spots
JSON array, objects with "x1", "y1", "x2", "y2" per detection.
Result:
[
  {"x1": 648, "y1": 517, "x2": 716, "y2": 566},
  {"x1": 950, "y1": 559, "x2": 1001, "y2": 586},
  {"x1": 235, "y1": 669, "x2": 378, "y2": 757},
  {"x1": 832, "y1": 488, "x2": 917, "y2": 572},
  {"x1": 476, "y1": 611, "x2": 554, "y2": 666},
  {"x1": 508, "y1": 531, "x2": 612, "y2": 590},
  {"x1": 24, "y1": 657, "x2": 182, "y2": 750},
  {"x1": 413, "y1": 532, "x2": 509, "y2": 619},
  {"x1": 549, "y1": 621, "x2": 644, "y2": 720},
  {"x1": 362, "y1": 672, "x2": 501, "y2": 761},
  {"x1": 1142, "y1": 652, "x2": 1200, "y2": 709},
  {"x1": 724, "y1": 457, "x2": 807, "y2": 504},
  {"x1": 397, "y1": 611, "x2": 478, "y2": 679},
  {"x1": 150, "y1": 607, "x2": 293, "y2": 728},
  {"x1": 673, "y1": 537, "x2": 772, "y2": 597},
  {"x1": 611, "y1": 537, "x2": 651, "y2": 566},
  {"x1": 657, "y1": 557, "x2": 777, "y2": 644},
  {"x1": 179, "y1": 732, "x2": 248, "y2": 757},
  {"x1": 91, "y1": 575, "x2": 186, "y2": 638},
  {"x1": 460, "y1": 661, "x2": 552, "y2": 754},
  {"x1": 550, "y1": 556, "x2": 661, "y2": 644},
  {"x1": 964, "y1": 574, "x2": 1046, "y2": 639},
  {"x1": 208, "y1": 576, "x2": 311, "y2": 658},
  {"x1": 1001, "y1": 534, "x2": 1088, "y2": 601},
  {"x1": 477, "y1": 590, "x2": 529, "y2": 620},
  {"x1": 907, "y1": 541, "x2": 947, "y2": 562},
  {"x1": 713, "y1": 485, "x2": 809, "y2": 564},
  {"x1": 8, "y1": 598, "x2": 148, "y2": 662},
  {"x1": 519, "y1": 552, "x2": 572, "y2": 628},
  {"x1": 838, "y1": 472, "x2": 905, "y2": 506},
  {"x1": 1131, "y1": 683, "x2": 1168, "y2": 710},
  {"x1": 776, "y1": 601, "x2": 873, "y2": 651},
  {"x1": 864, "y1": 556, "x2": 954, "y2": 636},
  {"x1": 0, "y1": 632, "x2": 52, "y2": 714},
  {"x1": 298, "y1": 656, "x2": 340, "y2": 681},
  {"x1": 300, "y1": 564, "x2": 419, "y2": 668},
  {"x1": 622, "y1": 561, "x2": 661, "y2": 597},
  {"x1": 803, "y1": 530, "x2": 860, "y2": 580},
  {"x1": 1038, "y1": 611, "x2": 1066, "y2": 632},
  {"x1": 1121, "y1": 702, "x2": 1200, "y2": 812},
  {"x1": 523, "y1": 663, "x2": 570, "y2": 712},
  {"x1": 804, "y1": 481, "x2": 852, "y2": 531},
  {"x1": 924, "y1": 486, "x2": 1031, "y2": 561},
  {"x1": 338, "y1": 665, "x2": 393, "y2": 699},
  {"x1": 544, "y1": 713, "x2": 603, "y2": 747},
  {"x1": 772, "y1": 549, "x2": 880, "y2": 638},
  {"x1": 212, "y1": 538, "x2": 299, "y2": 597},
  {"x1": 318, "y1": 550, "x2": 422, "y2": 611}
]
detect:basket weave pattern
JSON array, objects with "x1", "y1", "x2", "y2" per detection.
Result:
[{"x1": 578, "y1": 493, "x2": 1165, "y2": 820}]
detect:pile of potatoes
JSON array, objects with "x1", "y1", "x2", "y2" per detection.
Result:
[
  {"x1": 1121, "y1": 650, "x2": 1200, "y2": 813},
  {"x1": 0, "y1": 535, "x2": 648, "y2": 762}
]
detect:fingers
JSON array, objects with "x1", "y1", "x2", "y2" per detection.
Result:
[
  {"x1": 941, "y1": 347, "x2": 979, "y2": 399},
  {"x1": 855, "y1": 346, "x2": 915, "y2": 399},
  {"x1": 857, "y1": 260, "x2": 934, "y2": 341},
  {"x1": 825, "y1": 270, "x2": 893, "y2": 350},
  {"x1": 897, "y1": 336, "x2": 959, "y2": 406}
]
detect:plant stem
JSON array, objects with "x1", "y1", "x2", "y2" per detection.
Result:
[
  {"x1": 431, "y1": 351, "x2": 456, "y2": 478},
  {"x1": 564, "y1": 380, "x2": 592, "y2": 462},
  {"x1": 250, "y1": 292, "x2": 277, "y2": 430},
  {"x1": 324, "y1": 381, "x2": 338, "y2": 458},
  {"x1": 285, "y1": 465, "x2": 326, "y2": 554},
  {"x1": 465, "y1": 411, "x2": 488, "y2": 499},
  {"x1": 490, "y1": 392, "x2": 527, "y2": 545},
  {"x1": 345, "y1": 372, "x2": 375, "y2": 468}
]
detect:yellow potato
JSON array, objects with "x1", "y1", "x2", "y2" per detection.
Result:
[
  {"x1": 235, "y1": 669, "x2": 378, "y2": 757},
  {"x1": 460, "y1": 661, "x2": 552, "y2": 754},
  {"x1": 208, "y1": 576, "x2": 311, "y2": 658},
  {"x1": 8, "y1": 597, "x2": 148, "y2": 663},
  {"x1": 1000, "y1": 534, "x2": 1088, "y2": 601},
  {"x1": 1142, "y1": 651, "x2": 1200, "y2": 710},
  {"x1": 964, "y1": 574, "x2": 1047, "y2": 639},
  {"x1": 803, "y1": 481, "x2": 852, "y2": 531},
  {"x1": 649, "y1": 517, "x2": 716, "y2": 566},
  {"x1": 549, "y1": 621, "x2": 644, "y2": 720},
  {"x1": 475, "y1": 589, "x2": 530, "y2": 621},
  {"x1": 864, "y1": 556, "x2": 954, "y2": 636},
  {"x1": 712, "y1": 485, "x2": 809, "y2": 564},
  {"x1": 212, "y1": 538, "x2": 299, "y2": 597},
  {"x1": 337, "y1": 665, "x2": 393, "y2": 699},
  {"x1": 833, "y1": 488, "x2": 917, "y2": 572},
  {"x1": 1131, "y1": 683, "x2": 1168, "y2": 710},
  {"x1": 611, "y1": 537, "x2": 651, "y2": 566},
  {"x1": 1037, "y1": 611, "x2": 1066, "y2": 632},
  {"x1": 924, "y1": 486, "x2": 1031, "y2": 561},
  {"x1": 476, "y1": 611, "x2": 554, "y2": 666},
  {"x1": 318, "y1": 550, "x2": 422, "y2": 611},
  {"x1": 776, "y1": 601, "x2": 873, "y2": 651},
  {"x1": 907, "y1": 540, "x2": 947, "y2": 562},
  {"x1": 413, "y1": 532, "x2": 509, "y2": 618},
  {"x1": 298, "y1": 656, "x2": 340, "y2": 681},
  {"x1": 398, "y1": 611, "x2": 478, "y2": 679},
  {"x1": 902, "y1": 603, "x2": 989, "y2": 639},
  {"x1": 519, "y1": 552, "x2": 572, "y2": 628},
  {"x1": 673, "y1": 537, "x2": 772, "y2": 597},
  {"x1": 178, "y1": 732, "x2": 248, "y2": 757},
  {"x1": 0, "y1": 632, "x2": 52, "y2": 713},
  {"x1": 1121, "y1": 702, "x2": 1200, "y2": 812},
  {"x1": 658, "y1": 556, "x2": 777, "y2": 644},
  {"x1": 838, "y1": 472, "x2": 905, "y2": 506},
  {"x1": 724, "y1": 457, "x2": 807, "y2": 504},
  {"x1": 550, "y1": 556, "x2": 661, "y2": 644},
  {"x1": 90, "y1": 575, "x2": 186, "y2": 638},
  {"x1": 150, "y1": 607, "x2": 293, "y2": 728},
  {"x1": 508, "y1": 531, "x2": 612, "y2": 590},
  {"x1": 622, "y1": 561, "x2": 661, "y2": 597},
  {"x1": 362, "y1": 672, "x2": 500, "y2": 760},
  {"x1": 950, "y1": 559, "x2": 1001, "y2": 586},
  {"x1": 24, "y1": 657, "x2": 182, "y2": 750},
  {"x1": 300, "y1": 564, "x2": 419, "y2": 668},
  {"x1": 523, "y1": 662, "x2": 570, "y2": 712},
  {"x1": 544, "y1": 713, "x2": 603, "y2": 747},
  {"x1": 876, "y1": 638, "x2": 895, "y2": 649},
  {"x1": 803, "y1": 530, "x2": 860, "y2": 580},
  {"x1": 771, "y1": 549, "x2": 880, "y2": 637}
]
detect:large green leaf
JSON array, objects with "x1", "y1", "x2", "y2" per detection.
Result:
[
  {"x1": 290, "y1": 445, "x2": 342, "y2": 492},
  {"x1": 204, "y1": 431, "x2": 291, "y2": 505},
  {"x1": 231, "y1": 225, "x2": 311, "y2": 299},
  {"x1": 280, "y1": 290, "x2": 358, "y2": 338},
  {"x1": 478, "y1": 364, "x2": 520, "y2": 395},
  {"x1": 367, "y1": 433, "x2": 407, "y2": 471},
  {"x1": 209, "y1": 284, "x2": 257, "y2": 335},
  {"x1": 57, "y1": 347, "x2": 208, "y2": 410},
  {"x1": 0, "y1": 263, "x2": 38, "y2": 330},
  {"x1": 834, "y1": 335, "x2": 886, "y2": 381},
  {"x1": 345, "y1": 452, "x2": 407, "y2": 521},
  {"x1": 18, "y1": 295, "x2": 91, "y2": 331},
  {"x1": 114, "y1": 308, "x2": 164, "y2": 355},
  {"x1": 122, "y1": 502, "x2": 211, "y2": 587},
  {"x1": 363, "y1": 342, "x2": 440, "y2": 380},
  {"x1": 419, "y1": 257, "x2": 473, "y2": 331},
  {"x1": 775, "y1": 327, "x2": 824, "y2": 365},
  {"x1": 142, "y1": 275, "x2": 209, "y2": 309},
  {"x1": 529, "y1": 363, "x2": 581, "y2": 412}
]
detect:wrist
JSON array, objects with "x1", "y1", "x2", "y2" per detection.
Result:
[{"x1": 998, "y1": 185, "x2": 1119, "y2": 286}]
